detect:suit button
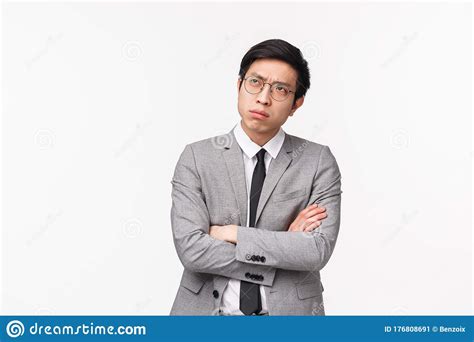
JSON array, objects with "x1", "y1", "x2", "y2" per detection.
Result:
[
  {"x1": 261, "y1": 256, "x2": 266, "y2": 263},
  {"x1": 251, "y1": 255, "x2": 256, "y2": 261},
  {"x1": 245, "y1": 254, "x2": 251, "y2": 261},
  {"x1": 258, "y1": 275, "x2": 264, "y2": 281},
  {"x1": 245, "y1": 272, "x2": 251, "y2": 279},
  {"x1": 256, "y1": 255, "x2": 261, "y2": 262},
  {"x1": 250, "y1": 274, "x2": 256, "y2": 280},
  {"x1": 213, "y1": 290, "x2": 219, "y2": 298}
]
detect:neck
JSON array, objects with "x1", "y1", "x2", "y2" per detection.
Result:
[{"x1": 240, "y1": 121, "x2": 279, "y2": 147}]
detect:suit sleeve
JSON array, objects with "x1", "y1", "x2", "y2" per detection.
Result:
[
  {"x1": 171, "y1": 144, "x2": 276, "y2": 286},
  {"x1": 235, "y1": 145, "x2": 342, "y2": 272}
]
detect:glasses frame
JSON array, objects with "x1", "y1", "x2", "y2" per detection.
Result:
[{"x1": 243, "y1": 76, "x2": 295, "y2": 102}]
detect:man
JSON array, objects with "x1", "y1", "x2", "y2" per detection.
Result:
[{"x1": 170, "y1": 39, "x2": 342, "y2": 316}]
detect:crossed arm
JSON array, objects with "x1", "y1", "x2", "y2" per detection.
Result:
[{"x1": 171, "y1": 144, "x2": 342, "y2": 286}]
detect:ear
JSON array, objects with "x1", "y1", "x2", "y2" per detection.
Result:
[{"x1": 288, "y1": 96, "x2": 305, "y2": 117}]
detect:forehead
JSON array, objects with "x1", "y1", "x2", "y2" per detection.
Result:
[{"x1": 246, "y1": 58, "x2": 298, "y2": 85}]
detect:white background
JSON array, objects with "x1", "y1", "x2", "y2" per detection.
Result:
[{"x1": 1, "y1": 2, "x2": 472, "y2": 315}]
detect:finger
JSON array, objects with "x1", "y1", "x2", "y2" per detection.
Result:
[
  {"x1": 293, "y1": 220, "x2": 311, "y2": 232},
  {"x1": 303, "y1": 220, "x2": 321, "y2": 232},
  {"x1": 296, "y1": 207, "x2": 317, "y2": 222},
  {"x1": 299, "y1": 204, "x2": 318, "y2": 216},
  {"x1": 297, "y1": 221, "x2": 308, "y2": 231},
  {"x1": 291, "y1": 218, "x2": 316, "y2": 232},
  {"x1": 300, "y1": 216, "x2": 321, "y2": 230},
  {"x1": 314, "y1": 212, "x2": 328, "y2": 221},
  {"x1": 292, "y1": 205, "x2": 320, "y2": 229},
  {"x1": 289, "y1": 221, "x2": 302, "y2": 231},
  {"x1": 303, "y1": 216, "x2": 319, "y2": 225},
  {"x1": 303, "y1": 206, "x2": 326, "y2": 219}
]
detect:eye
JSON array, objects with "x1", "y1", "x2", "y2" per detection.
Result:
[
  {"x1": 274, "y1": 85, "x2": 289, "y2": 94},
  {"x1": 246, "y1": 77, "x2": 263, "y2": 89}
]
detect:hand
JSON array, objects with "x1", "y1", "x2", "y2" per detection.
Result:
[
  {"x1": 209, "y1": 224, "x2": 238, "y2": 244},
  {"x1": 288, "y1": 203, "x2": 327, "y2": 233}
]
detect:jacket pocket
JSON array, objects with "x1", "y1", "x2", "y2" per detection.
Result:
[
  {"x1": 272, "y1": 188, "x2": 307, "y2": 203},
  {"x1": 180, "y1": 272, "x2": 206, "y2": 294},
  {"x1": 296, "y1": 281, "x2": 323, "y2": 299}
]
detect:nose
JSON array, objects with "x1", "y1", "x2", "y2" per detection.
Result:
[{"x1": 256, "y1": 83, "x2": 271, "y2": 105}]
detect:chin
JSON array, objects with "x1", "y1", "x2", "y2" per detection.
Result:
[{"x1": 245, "y1": 119, "x2": 267, "y2": 130}]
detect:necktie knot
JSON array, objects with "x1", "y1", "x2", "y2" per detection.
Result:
[{"x1": 256, "y1": 148, "x2": 266, "y2": 162}]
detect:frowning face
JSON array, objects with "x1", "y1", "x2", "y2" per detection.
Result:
[{"x1": 237, "y1": 58, "x2": 304, "y2": 145}]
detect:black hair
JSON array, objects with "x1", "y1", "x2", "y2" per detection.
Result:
[{"x1": 238, "y1": 39, "x2": 310, "y2": 105}]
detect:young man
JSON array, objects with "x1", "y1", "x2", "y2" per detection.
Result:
[{"x1": 170, "y1": 39, "x2": 342, "y2": 316}]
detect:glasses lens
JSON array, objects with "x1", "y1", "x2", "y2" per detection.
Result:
[
  {"x1": 243, "y1": 77, "x2": 291, "y2": 101},
  {"x1": 271, "y1": 84, "x2": 290, "y2": 101},
  {"x1": 244, "y1": 77, "x2": 263, "y2": 94}
]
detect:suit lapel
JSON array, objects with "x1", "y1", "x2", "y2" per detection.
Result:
[
  {"x1": 222, "y1": 128, "x2": 295, "y2": 228},
  {"x1": 255, "y1": 133, "x2": 294, "y2": 226},
  {"x1": 222, "y1": 130, "x2": 248, "y2": 226}
]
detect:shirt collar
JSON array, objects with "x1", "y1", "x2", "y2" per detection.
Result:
[{"x1": 233, "y1": 120, "x2": 286, "y2": 160}]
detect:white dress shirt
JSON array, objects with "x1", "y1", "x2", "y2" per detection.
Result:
[{"x1": 219, "y1": 120, "x2": 286, "y2": 315}]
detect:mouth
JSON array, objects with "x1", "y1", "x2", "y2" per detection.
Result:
[{"x1": 249, "y1": 110, "x2": 269, "y2": 120}]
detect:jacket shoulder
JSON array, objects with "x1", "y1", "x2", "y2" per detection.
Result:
[
  {"x1": 186, "y1": 132, "x2": 234, "y2": 152},
  {"x1": 286, "y1": 133, "x2": 327, "y2": 156}
]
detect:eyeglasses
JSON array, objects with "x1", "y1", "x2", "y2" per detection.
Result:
[{"x1": 243, "y1": 76, "x2": 295, "y2": 102}]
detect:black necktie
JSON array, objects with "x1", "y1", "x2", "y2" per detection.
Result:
[{"x1": 240, "y1": 148, "x2": 266, "y2": 315}]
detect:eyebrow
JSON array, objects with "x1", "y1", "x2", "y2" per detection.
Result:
[{"x1": 249, "y1": 72, "x2": 292, "y2": 87}]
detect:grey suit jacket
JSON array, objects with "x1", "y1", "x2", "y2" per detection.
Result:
[{"x1": 170, "y1": 128, "x2": 342, "y2": 315}]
